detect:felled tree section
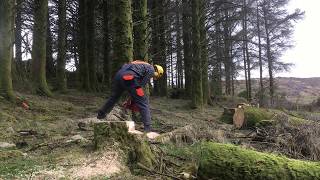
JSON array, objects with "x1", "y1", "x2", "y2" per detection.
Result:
[
  {"x1": 197, "y1": 142, "x2": 320, "y2": 180},
  {"x1": 252, "y1": 114, "x2": 320, "y2": 161},
  {"x1": 93, "y1": 121, "x2": 156, "y2": 168},
  {"x1": 220, "y1": 107, "x2": 273, "y2": 128}
]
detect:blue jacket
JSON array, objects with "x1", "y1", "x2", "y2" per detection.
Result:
[{"x1": 117, "y1": 62, "x2": 155, "y2": 86}]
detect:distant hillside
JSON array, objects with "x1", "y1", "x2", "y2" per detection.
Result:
[{"x1": 235, "y1": 77, "x2": 320, "y2": 104}]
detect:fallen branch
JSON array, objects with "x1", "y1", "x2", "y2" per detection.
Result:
[{"x1": 137, "y1": 162, "x2": 182, "y2": 180}]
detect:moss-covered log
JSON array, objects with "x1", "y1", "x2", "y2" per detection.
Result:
[
  {"x1": 220, "y1": 107, "x2": 273, "y2": 128},
  {"x1": 197, "y1": 142, "x2": 320, "y2": 180},
  {"x1": 93, "y1": 121, "x2": 156, "y2": 168}
]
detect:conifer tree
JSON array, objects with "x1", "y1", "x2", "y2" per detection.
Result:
[
  {"x1": 0, "y1": 0, "x2": 15, "y2": 100},
  {"x1": 31, "y1": 0, "x2": 52, "y2": 96}
]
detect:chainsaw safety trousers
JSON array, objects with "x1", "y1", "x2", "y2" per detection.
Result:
[{"x1": 99, "y1": 62, "x2": 154, "y2": 131}]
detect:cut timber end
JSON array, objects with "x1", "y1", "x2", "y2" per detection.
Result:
[
  {"x1": 221, "y1": 106, "x2": 272, "y2": 128},
  {"x1": 233, "y1": 108, "x2": 245, "y2": 129}
]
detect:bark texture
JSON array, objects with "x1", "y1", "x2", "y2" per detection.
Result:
[
  {"x1": 0, "y1": 0, "x2": 15, "y2": 100},
  {"x1": 56, "y1": 0, "x2": 67, "y2": 91},
  {"x1": 31, "y1": 0, "x2": 52, "y2": 96},
  {"x1": 133, "y1": 0, "x2": 148, "y2": 61},
  {"x1": 112, "y1": 0, "x2": 133, "y2": 75},
  {"x1": 191, "y1": 0, "x2": 203, "y2": 108}
]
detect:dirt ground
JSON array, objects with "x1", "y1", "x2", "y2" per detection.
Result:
[
  {"x1": 0, "y1": 90, "x2": 227, "y2": 179},
  {"x1": 1, "y1": 90, "x2": 319, "y2": 179}
]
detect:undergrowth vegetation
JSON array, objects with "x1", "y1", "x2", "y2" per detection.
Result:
[{"x1": 0, "y1": 91, "x2": 320, "y2": 179}]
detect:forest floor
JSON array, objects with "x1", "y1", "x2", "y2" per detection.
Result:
[{"x1": 0, "y1": 90, "x2": 320, "y2": 179}]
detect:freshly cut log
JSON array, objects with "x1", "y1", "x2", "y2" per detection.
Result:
[{"x1": 220, "y1": 107, "x2": 273, "y2": 128}]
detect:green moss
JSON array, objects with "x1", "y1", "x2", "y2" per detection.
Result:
[
  {"x1": 197, "y1": 142, "x2": 320, "y2": 180},
  {"x1": 220, "y1": 107, "x2": 273, "y2": 127},
  {"x1": 289, "y1": 116, "x2": 307, "y2": 126},
  {"x1": 244, "y1": 107, "x2": 273, "y2": 127},
  {"x1": 94, "y1": 122, "x2": 156, "y2": 168},
  {"x1": 161, "y1": 142, "x2": 320, "y2": 180}
]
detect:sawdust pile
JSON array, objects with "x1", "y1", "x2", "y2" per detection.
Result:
[{"x1": 70, "y1": 151, "x2": 122, "y2": 179}]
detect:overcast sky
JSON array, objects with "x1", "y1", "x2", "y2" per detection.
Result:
[{"x1": 277, "y1": 0, "x2": 320, "y2": 78}]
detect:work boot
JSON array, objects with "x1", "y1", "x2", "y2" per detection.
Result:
[
  {"x1": 97, "y1": 110, "x2": 106, "y2": 119},
  {"x1": 143, "y1": 125, "x2": 152, "y2": 132}
]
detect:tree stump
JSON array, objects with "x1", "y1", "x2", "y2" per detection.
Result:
[{"x1": 93, "y1": 121, "x2": 156, "y2": 168}]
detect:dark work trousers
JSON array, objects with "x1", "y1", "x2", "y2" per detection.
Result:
[{"x1": 99, "y1": 71, "x2": 152, "y2": 131}]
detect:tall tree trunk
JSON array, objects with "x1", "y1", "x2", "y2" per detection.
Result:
[
  {"x1": 211, "y1": 12, "x2": 222, "y2": 97},
  {"x1": 0, "y1": 0, "x2": 15, "y2": 100},
  {"x1": 150, "y1": 0, "x2": 159, "y2": 94},
  {"x1": 242, "y1": 38, "x2": 248, "y2": 99},
  {"x1": 263, "y1": 5, "x2": 274, "y2": 105},
  {"x1": 257, "y1": 3, "x2": 264, "y2": 106},
  {"x1": 32, "y1": 0, "x2": 52, "y2": 96},
  {"x1": 56, "y1": 0, "x2": 67, "y2": 91},
  {"x1": 133, "y1": 0, "x2": 150, "y2": 95},
  {"x1": 133, "y1": 0, "x2": 148, "y2": 61},
  {"x1": 79, "y1": 0, "x2": 90, "y2": 91},
  {"x1": 153, "y1": 0, "x2": 167, "y2": 96},
  {"x1": 175, "y1": 0, "x2": 183, "y2": 89},
  {"x1": 87, "y1": 0, "x2": 97, "y2": 91},
  {"x1": 200, "y1": 0, "x2": 208, "y2": 105},
  {"x1": 231, "y1": 64, "x2": 235, "y2": 96},
  {"x1": 242, "y1": 1, "x2": 248, "y2": 100},
  {"x1": 103, "y1": 0, "x2": 111, "y2": 88},
  {"x1": 170, "y1": 47, "x2": 174, "y2": 88},
  {"x1": 191, "y1": 0, "x2": 203, "y2": 108},
  {"x1": 243, "y1": 0, "x2": 252, "y2": 100},
  {"x1": 46, "y1": 11, "x2": 55, "y2": 80},
  {"x1": 112, "y1": 0, "x2": 133, "y2": 74},
  {"x1": 182, "y1": 0, "x2": 192, "y2": 96},
  {"x1": 15, "y1": 0, "x2": 24, "y2": 75},
  {"x1": 223, "y1": 9, "x2": 232, "y2": 95},
  {"x1": 71, "y1": 11, "x2": 79, "y2": 71}
]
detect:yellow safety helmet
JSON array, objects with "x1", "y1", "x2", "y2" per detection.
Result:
[{"x1": 154, "y1": 65, "x2": 164, "y2": 79}]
